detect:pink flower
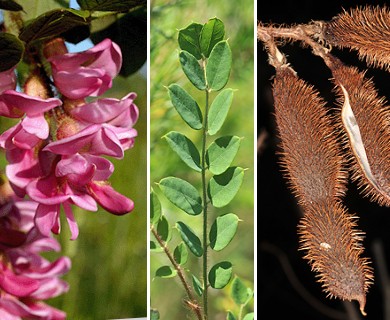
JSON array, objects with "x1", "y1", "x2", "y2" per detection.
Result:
[
  {"x1": 44, "y1": 93, "x2": 139, "y2": 158},
  {"x1": 48, "y1": 39, "x2": 122, "y2": 99},
  {"x1": 26, "y1": 153, "x2": 133, "y2": 239},
  {"x1": 0, "y1": 193, "x2": 70, "y2": 319},
  {"x1": 0, "y1": 91, "x2": 62, "y2": 142}
]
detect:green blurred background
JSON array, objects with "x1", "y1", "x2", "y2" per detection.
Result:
[{"x1": 150, "y1": 0, "x2": 255, "y2": 319}]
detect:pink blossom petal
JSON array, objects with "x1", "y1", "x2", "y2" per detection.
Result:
[
  {"x1": 26, "y1": 256, "x2": 71, "y2": 280},
  {"x1": 0, "y1": 265, "x2": 39, "y2": 297},
  {"x1": 63, "y1": 202, "x2": 79, "y2": 240},
  {"x1": 23, "y1": 301, "x2": 67, "y2": 320},
  {"x1": 0, "y1": 91, "x2": 61, "y2": 117},
  {"x1": 56, "y1": 154, "x2": 95, "y2": 186},
  {"x1": 34, "y1": 204, "x2": 59, "y2": 237},
  {"x1": 21, "y1": 115, "x2": 49, "y2": 139},
  {"x1": 87, "y1": 181, "x2": 134, "y2": 215},
  {"x1": 25, "y1": 234, "x2": 60, "y2": 253},
  {"x1": 44, "y1": 124, "x2": 124, "y2": 158},
  {"x1": 53, "y1": 69, "x2": 111, "y2": 99},
  {"x1": 71, "y1": 93, "x2": 137, "y2": 124},
  {"x1": 30, "y1": 278, "x2": 69, "y2": 300},
  {"x1": 50, "y1": 39, "x2": 122, "y2": 77},
  {"x1": 43, "y1": 124, "x2": 100, "y2": 155},
  {"x1": 84, "y1": 154, "x2": 114, "y2": 180},
  {"x1": 0, "y1": 297, "x2": 34, "y2": 318},
  {"x1": 87, "y1": 38, "x2": 122, "y2": 77},
  {"x1": 12, "y1": 129, "x2": 41, "y2": 150},
  {"x1": 91, "y1": 126, "x2": 124, "y2": 158},
  {"x1": 27, "y1": 177, "x2": 69, "y2": 205},
  {"x1": 69, "y1": 193, "x2": 97, "y2": 212},
  {"x1": 6, "y1": 149, "x2": 41, "y2": 196}
]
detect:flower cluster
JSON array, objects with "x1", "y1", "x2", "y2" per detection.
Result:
[
  {"x1": 0, "y1": 38, "x2": 138, "y2": 241},
  {"x1": 0, "y1": 178, "x2": 70, "y2": 319}
]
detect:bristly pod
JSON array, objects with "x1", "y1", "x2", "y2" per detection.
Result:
[
  {"x1": 298, "y1": 200, "x2": 373, "y2": 315},
  {"x1": 327, "y1": 56, "x2": 390, "y2": 206},
  {"x1": 321, "y1": 5, "x2": 390, "y2": 70},
  {"x1": 271, "y1": 60, "x2": 373, "y2": 314},
  {"x1": 272, "y1": 64, "x2": 347, "y2": 206}
]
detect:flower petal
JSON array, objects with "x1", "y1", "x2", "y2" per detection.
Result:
[
  {"x1": 0, "y1": 265, "x2": 39, "y2": 297},
  {"x1": 34, "y1": 204, "x2": 59, "y2": 237},
  {"x1": 0, "y1": 91, "x2": 61, "y2": 117},
  {"x1": 21, "y1": 115, "x2": 49, "y2": 139},
  {"x1": 87, "y1": 181, "x2": 134, "y2": 215}
]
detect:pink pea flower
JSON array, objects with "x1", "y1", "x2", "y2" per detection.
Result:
[
  {"x1": 1, "y1": 148, "x2": 51, "y2": 198},
  {"x1": 44, "y1": 93, "x2": 139, "y2": 158},
  {"x1": 26, "y1": 153, "x2": 133, "y2": 239},
  {"x1": 0, "y1": 91, "x2": 62, "y2": 143},
  {"x1": 48, "y1": 39, "x2": 122, "y2": 99},
  {"x1": 0, "y1": 190, "x2": 70, "y2": 319}
]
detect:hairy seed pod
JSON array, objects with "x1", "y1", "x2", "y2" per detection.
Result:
[
  {"x1": 299, "y1": 201, "x2": 373, "y2": 315},
  {"x1": 272, "y1": 64, "x2": 373, "y2": 314},
  {"x1": 323, "y1": 5, "x2": 390, "y2": 70},
  {"x1": 272, "y1": 65, "x2": 347, "y2": 206},
  {"x1": 328, "y1": 57, "x2": 390, "y2": 206}
]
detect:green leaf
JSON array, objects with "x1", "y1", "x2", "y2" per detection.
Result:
[
  {"x1": 19, "y1": 9, "x2": 90, "y2": 44},
  {"x1": 206, "y1": 136, "x2": 241, "y2": 175},
  {"x1": 200, "y1": 17, "x2": 225, "y2": 57},
  {"x1": 168, "y1": 84, "x2": 203, "y2": 130},
  {"x1": 227, "y1": 311, "x2": 237, "y2": 320},
  {"x1": 150, "y1": 240, "x2": 163, "y2": 253},
  {"x1": 176, "y1": 221, "x2": 203, "y2": 257},
  {"x1": 209, "y1": 213, "x2": 239, "y2": 251},
  {"x1": 159, "y1": 177, "x2": 202, "y2": 215},
  {"x1": 243, "y1": 313, "x2": 255, "y2": 320},
  {"x1": 151, "y1": 309, "x2": 160, "y2": 320},
  {"x1": 173, "y1": 242, "x2": 188, "y2": 265},
  {"x1": 150, "y1": 189, "x2": 161, "y2": 225},
  {"x1": 208, "y1": 261, "x2": 233, "y2": 289},
  {"x1": 179, "y1": 51, "x2": 206, "y2": 90},
  {"x1": 77, "y1": 0, "x2": 146, "y2": 11},
  {"x1": 207, "y1": 88, "x2": 234, "y2": 135},
  {"x1": 192, "y1": 274, "x2": 203, "y2": 296},
  {"x1": 163, "y1": 131, "x2": 201, "y2": 172},
  {"x1": 0, "y1": 0, "x2": 23, "y2": 11},
  {"x1": 208, "y1": 167, "x2": 245, "y2": 208},
  {"x1": 0, "y1": 33, "x2": 24, "y2": 72},
  {"x1": 90, "y1": 9, "x2": 146, "y2": 76},
  {"x1": 206, "y1": 41, "x2": 232, "y2": 91},
  {"x1": 231, "y1": 277, "x2": 253, "y2": 305},
  {"x1": 178, "y1": 22, "x2": 203, "y2": 60},
  {"x1": 156, "y1": 215, "x2": 171, "y2": 243},
  {"x1": 155, "y1": 266, "x2": 177, "y2": 278}
]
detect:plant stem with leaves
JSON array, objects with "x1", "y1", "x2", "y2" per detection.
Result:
[{"x1": 151, "y1": 17, "x2": 253, "y2": 320}]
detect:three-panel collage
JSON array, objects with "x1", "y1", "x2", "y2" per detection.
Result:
[{"x1": 2, "y1": 0, "x2": 390, "y2": 319}]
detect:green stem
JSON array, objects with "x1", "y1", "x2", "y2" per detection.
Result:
[
  {"x1": 201, "y1": 58, "x2": 210, "y2": 320},
  {"x1": 238, "y1": 304, "x2": 244, "y2": 320}
]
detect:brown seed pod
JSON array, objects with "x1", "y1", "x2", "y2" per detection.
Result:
[
  {"x1": 328, "y1": 58, "x2": 390, "y2": 206},
  {"x1": 272, "y1": 65, "x2": 347, "y2": 206},
  {"x1": 322, "y1": 5, "x2": 390, "y2": 70},
  {"x1": 298, "y1": 200, "x2": 373, "y2": 315}
]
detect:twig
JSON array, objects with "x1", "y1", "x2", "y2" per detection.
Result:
[{"x1": 151, "y1": 225, "x2": 203, "y2": 320}]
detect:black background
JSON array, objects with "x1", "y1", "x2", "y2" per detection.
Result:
[{"x1": 258, "y1": 1, "x2": 390, "y2": 319}]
